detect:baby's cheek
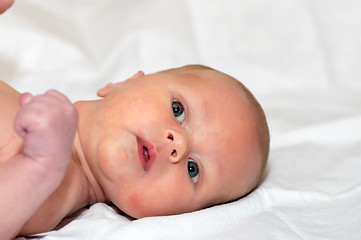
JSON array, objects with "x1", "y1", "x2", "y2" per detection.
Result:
[
  {"x1": 128, "y1": 191, "x2": 159, "y2": 218},
  {"x1": 127, "y1": 192, "x2": 147, "y2": 218},
  {"x1": 129, "y1": 192, "x2": 141, "y2": 210}
]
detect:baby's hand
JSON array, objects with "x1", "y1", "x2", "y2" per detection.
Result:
[{"x1": 14, "y1": 90, "x2": 78, "y2": 178}]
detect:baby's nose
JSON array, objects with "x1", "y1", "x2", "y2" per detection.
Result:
[{"x1": 166, "y1": 129, "x2": 190, "y2": 163}]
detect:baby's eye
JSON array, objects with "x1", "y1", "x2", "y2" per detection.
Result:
[
  {"x1": 188, "y1": 159, "x2": 199, "y2": 183},
  {"x1": 172, "y1": 100, "x2": 185, "y2": 123}
]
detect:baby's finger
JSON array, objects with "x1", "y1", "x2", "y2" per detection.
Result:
[{"x1": 19, "y1": 92, "x2": 33, "y2": 106}]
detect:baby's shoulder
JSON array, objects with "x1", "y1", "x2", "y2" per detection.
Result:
[
  {"x1": 0, "y1": 81, "x2": 21, "y2": 122},
  {"x1": 0, "y1": 80, "x2": 20, "y2": 95},
  {"x1": 0, "y1": 81, "x2": 22, "y2": 165}
]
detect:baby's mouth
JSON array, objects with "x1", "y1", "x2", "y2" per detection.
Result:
[
  {"x1": 137, "y1": 137, "x2": 155, "y2": 171},
  {"x1": 143, "y1": 146, "x2": 149, "y2": 162}
]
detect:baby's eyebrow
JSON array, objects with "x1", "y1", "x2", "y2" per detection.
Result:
[
  {"x1": 200, "y1": 99, "x2": 209, "y2": 118},
  {"x1": 193, "y1": 95, "x2": 208, "y2": 120}
]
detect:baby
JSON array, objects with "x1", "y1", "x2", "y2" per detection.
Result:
[{"x1": 0, "y1": 65, "x2": 269, "y2": 239}]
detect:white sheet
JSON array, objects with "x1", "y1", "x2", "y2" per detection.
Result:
[{"x1": 1, "y1": 0, "x2": 361, "y2": 239}]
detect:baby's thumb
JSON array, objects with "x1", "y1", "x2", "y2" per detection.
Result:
[
  {"x1": 19, "y1": 92, "x2": 33, "y2": 106},
  {"x1": 14, "y1": 93, "x2": 33, "y2": 139}
]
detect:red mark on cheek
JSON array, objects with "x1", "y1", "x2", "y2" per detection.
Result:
[
  {"x1": 128, "y1": 192, "x2": 148, "y2": 218},
  {"x1": 129, "y1": 192, "x2": 141, "y2": 210}
]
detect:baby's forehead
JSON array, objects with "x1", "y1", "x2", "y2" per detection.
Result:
[
  {"x1": 206, "y1": 131, "x2": 260, "y2": 205},
  {"x1": 161, "y1": 69, "x2": 247, "y2": 98}
]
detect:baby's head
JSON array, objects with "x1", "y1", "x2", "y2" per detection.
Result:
[{"x1": 82, "y1": 65, "x2": 269, "y2": 218}]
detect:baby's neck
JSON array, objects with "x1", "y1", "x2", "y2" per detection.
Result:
[
  {"x1": 20, "y1": 131, "x2": 107, "y2": 232},
  {"x1": 72, "y1": 133, "x2": 107, "y2": 205}
]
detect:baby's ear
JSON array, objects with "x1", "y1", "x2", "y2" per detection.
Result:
[
  {"x1": 97, "y1": 71, "x2": 145, "y2": 98},
  {"x1": 129, "y1": 71, "x2": 145, "y2": 80},
  {"x1": 97, "y1": 83, "x2": 114, "y2": 98}
]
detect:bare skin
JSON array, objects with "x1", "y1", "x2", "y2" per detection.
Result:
[{"x1": 0, "y1": 66, "x2": 265, "y2": 239}]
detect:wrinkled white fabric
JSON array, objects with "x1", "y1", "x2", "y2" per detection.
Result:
[{"x1": 1, "y1": 0, "x2": 361, "y2": 239}]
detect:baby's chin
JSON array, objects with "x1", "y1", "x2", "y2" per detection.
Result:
[
  {"x1": 124, "y1": 208, "x2": 173, "y2": 219},
  {"x1": 122, "y1": 203, "x2": 201, "y2": 219}
]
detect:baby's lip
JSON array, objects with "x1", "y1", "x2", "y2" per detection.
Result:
[{"x1": 136, "y1": 137, "x2": 156, "y2": 171}]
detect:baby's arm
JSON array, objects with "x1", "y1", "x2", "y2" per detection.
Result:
[{"x1": 0, "y1": 90, "x2": 78, "y2": 239}]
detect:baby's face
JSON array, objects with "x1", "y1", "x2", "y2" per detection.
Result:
[{"x1": 85, "y1": 68, "x2": 261, "y2": 218}]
